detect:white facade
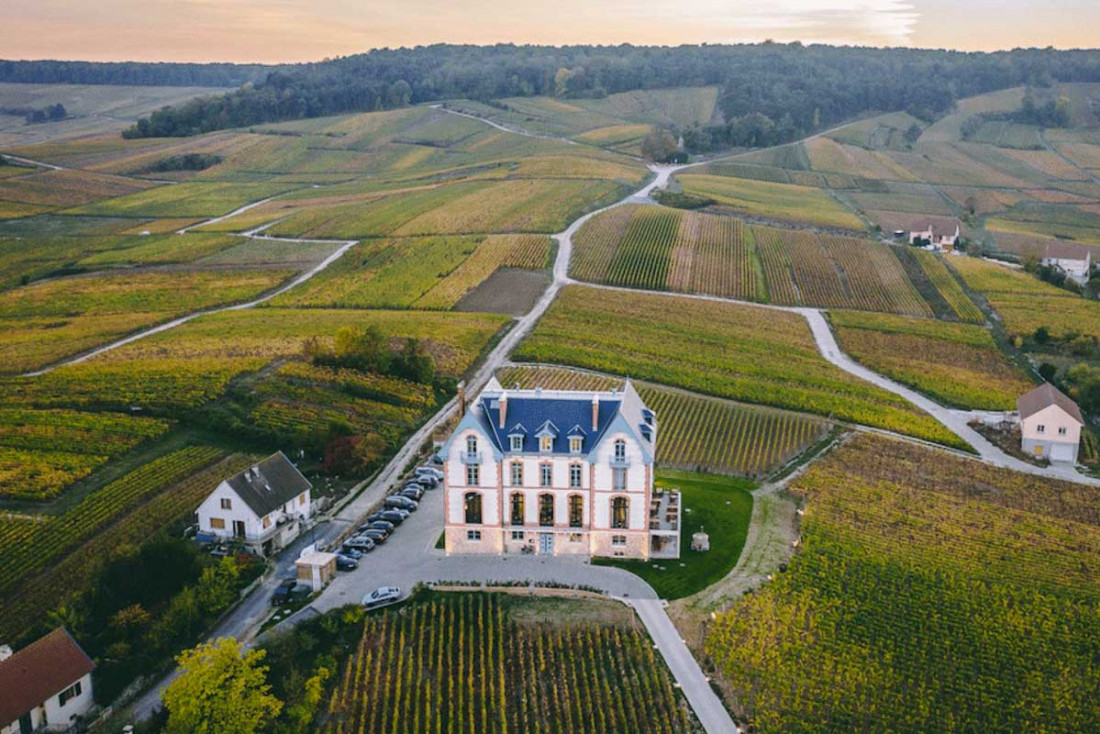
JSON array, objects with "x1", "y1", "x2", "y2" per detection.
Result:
[
  {"x1": 910, "y1": 221, "x2": 959, "y2": 250},
  {"x1": 1020, "y1": 404, "x2": 1082, "y2": 463},
  {"x1": 0, "y1": 672, "x2": 93, "y2": 734},
  {"x1": 1041, "y1": 250, "x2": 1091, "y2": 282}
]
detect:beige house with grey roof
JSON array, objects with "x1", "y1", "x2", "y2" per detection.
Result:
[{"x1": 1017, "y1": 383, "x2": 1084, "y2": 464}]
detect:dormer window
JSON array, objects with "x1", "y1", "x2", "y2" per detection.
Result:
[
  {"x1": 540, "y1": 436, "x2": 553, "y2": 452},
  {"x1": 511, "y1": 435, "x2": 523, "y2": 452},
  {"x1": 569, "y1": 437, "x2": 582, "y2": 453}
]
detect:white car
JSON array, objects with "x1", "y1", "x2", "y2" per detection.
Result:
[{"x1": 362, "y1": 586, "x2": 402, "y2": 609}]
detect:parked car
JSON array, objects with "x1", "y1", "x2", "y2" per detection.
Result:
[
  {"x1": 343, "y1": 535, "x2": 376, "y2": 552},
  {"x1": 379, "y1": 509, "x2": 407, "y2": 525},
  {"x1": 339, "y1": 547, "x2": 363, "y2": 560},
  {"x1": 416, "y1": 466, "x2": 444, "y2": 481},
  {"x1": 361, "y1": 528, "x2": 388, "y2": 544},
  {"x1": 335, "y1": 555, "x2": 359, "y2": 571},
  {"x1": 272, "y1": 582, "x2": 311, "y2": 606},
  {"x1": 368, "y1": 519, "x2": 394, "y2": 533},
  {"x1": 403, "y1": 480, "x2": 429, "y2": 494},
  {"x1": 400, "y1": 487, "x2": 423, "y2": 501},
  {"x1": 361, "y1": 586, "x2": 402, "y2": 609},
  {"x1": 385, "y1": 496, "x2": 418, "y2": 511}
]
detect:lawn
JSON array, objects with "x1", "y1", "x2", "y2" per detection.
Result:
[
  {"x1": 596, "y1": 470, "x2": 754, "y2": 599},
  {"x1": 676, "y1": 173, "x2": 865, "y2": 230}
]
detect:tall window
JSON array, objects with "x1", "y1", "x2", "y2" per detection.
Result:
[
  {"x1": 466, "y1": 435, "x2": 478, "y2": 455},
  {"x1": 510, "y1": 492, "x2": 525, "y2": 526},
  {"x1": 511, "y1": 435, "x2": 523, "y2": 452},
  {"x1": 569, "y1": 494, "x2": 584, "y2": 528},
  {"x1": 539, "y1": 493, "x2": 555, "y2": 527},
  {"x1": 466, "y1": 464, "x2": 479, "y2": 487},
  {"x1": 220, "y1": 498, "x2": 232, "y2": 510},
  {"x1": 612, "y1": 496, "x2": 628, "y2": 529},
  {"x1": 569, "y1": 463, "x2": 582, "y2": 488},
  {"x1": 614, "y1": 439, "x2": 626, "y2": 462},
  {"x1": 511, "y1": 461, "x2": 524, "y2": 486},
  {"x1": 540, "y1": 464, "x2": 552, "y2": 487},
  {"x1": 464, "y1": 492, "x2": 482, "y2": 524},
  {"x1": 613, "y1": 467, "x2": 626, "y2": 491}
]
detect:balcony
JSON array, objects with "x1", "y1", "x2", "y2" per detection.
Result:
[
  {"x1": 610, "y1": 455, "x2": 630, "y2": 468},
  {"x1": 460, "y1": 451, "x2": 483, "y2": 465}
]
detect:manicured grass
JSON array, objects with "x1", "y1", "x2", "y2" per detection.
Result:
[{"x1": 595, "y1": 470, "x2": 754, "y2": 600}]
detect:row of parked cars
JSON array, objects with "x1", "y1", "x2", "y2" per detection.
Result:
[{"x1": 334, "y1": 465, "x2": 444, "y2": 571}]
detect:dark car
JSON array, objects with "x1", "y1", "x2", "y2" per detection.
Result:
[
  {"x1": 343, "y1": 535, "x2": 376, "y2": 552},
  {"x1": 400, "y1": 487, "x2": 423, "y2": 501},
  {"x1": 272, "y1": 582, "x2": 310, "y2": 606},
  {"x1": 385, "y1": 496, "x2": 418, "y2": 512},
  {"x1": 368, "y1": 519, "x2": 394, "y2": 533},
  {"x1": 335, "y1": 554, "x2": 359, "y2": 571},
  {"x1": 339, "y1": 547, "x2": 364, "y2": 560},
  {"x1": 361, "y1": 528, "x2": 388, "y2": 544},
  {"x1": 378, "y1": 510, "x2": 406, "y2": 525}
]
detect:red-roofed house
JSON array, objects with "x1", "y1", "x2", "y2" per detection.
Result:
[
  {"x1": 1017, "y1": 383, "x2": 1085, "y2": 464},
  {"x1": 0, "y1": 628, "x2": 95, "y2": 734}
]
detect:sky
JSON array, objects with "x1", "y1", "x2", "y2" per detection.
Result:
[{"x1": 0, "y1": 0, "x2": 1097, "y2": 64}]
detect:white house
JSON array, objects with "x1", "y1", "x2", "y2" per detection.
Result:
[
  {"x1": 909, "y1": 219, "x2": 960, "y2": 250},
  {"x1": 0, "y1": 628, "x2": 95, "y2": 734},
  {"x1": 1017, "y1": 383, "x2": 1084, "y2": 464},
  {"x1": 1040, "y1": 241, "x2": 1091, "y2": 283},
  {"x1": 196, "y1": 452, "x2": 313, "y2": 557},
  {"x1": 441, "y1": 378, "x2": 680, "y2": 560}
]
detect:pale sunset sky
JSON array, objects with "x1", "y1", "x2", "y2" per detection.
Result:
[{"x1": 0, "y1": 0, "x2": 1096, "y2": 63}]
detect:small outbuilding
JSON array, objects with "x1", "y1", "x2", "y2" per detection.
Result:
[
  {"x1": 691, "y1": 529, "x2": 710, "y2": 552},
  {"x1": 0, "y1": 627, "x2": 95, "y2": 734},
  {"x1": 1017, "y1": 383, "x2": 1084, "y2": 464},
  {"x1": 295, "y1": 544, "x2": 337, "y2": 592}
]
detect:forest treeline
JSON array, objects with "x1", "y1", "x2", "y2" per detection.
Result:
[{"x1": 5, "y1": 44, "x2": 1100, "y2": 147}]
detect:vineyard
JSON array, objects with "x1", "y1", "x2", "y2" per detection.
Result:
[
  {"x1": 706, "y1": 434, "x2": 1100, "y2": 733},
  {"x1": 514, "y1": 286, "x2": 966, "y2": 449},
  {"x1": 0, "y1": 450, "x2": 254, "y2": 642},
  {"x1": 830, "y1": 310, "x2": 1035, "y2": 410},
  {"x1": 498, "y1": 365, "x2": 830, "y2": 477},
  {"x1": 911, "y1": 250, "x2": 985, "y2": 323},
  {"x1": 319, "y1": 592, "x2": 699, "y2": 734},
  {"x1": 415, "y1": 234, "x2": 552, "y2": 309},
  {"x1": 0, "y1": 408, "x2": 171, "y2": 499},
  {"x1": 674, "y1": 173, "x2": 865, "y2": 230}
]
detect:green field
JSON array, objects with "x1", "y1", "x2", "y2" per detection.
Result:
[
  {"x1": 707, "y1": 433, "x2": 1100, "y2": 733},
  {"x1": 676, "y1": 173, "x2": 865, "y2": 230},
  {"x1": 515, "y1": 285, "x2": 966, "y2": 448}
]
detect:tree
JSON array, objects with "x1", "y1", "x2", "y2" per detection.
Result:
[
  {"x1": 164, "y1": 638, "x2": 282, "y2": 734},
  {"x1": 1033, "y1": 326, "x2": 1051, "y2": 345},
  {"x1": 1038, "y1": 362, "x2": 1057, "y2": 382},
  {"x1": 641, "y1": 128, "x2": 678, "y2": 162},
  {"x1": 393, "y1": 337, "x2": 434, "y2": 384}
]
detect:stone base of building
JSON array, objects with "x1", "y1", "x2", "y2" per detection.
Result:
[{"x1": 445, "y1": 526, "x2": 650, "y2": 560}]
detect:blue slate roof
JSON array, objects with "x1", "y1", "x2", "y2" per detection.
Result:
[{"x1": 482, "y1": 395, "x2": 621, "y2": 454}]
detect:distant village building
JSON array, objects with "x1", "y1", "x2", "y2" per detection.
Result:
[
  {"x1": 441, "y1": 378, "x2": 679, "y2": 560},
  {"x1": 1017, "y1": 383, "x2": 1084, "y2": 464},
  {"x1": 909, "y1": 219, "x2": 960, "y2": 250},
  {"x1": 195, "y1": 452, "x2": 313, "y2": 557},
  {"x1": 0, "y1": 628, "x2": 95, "y2": 734},
  {"x1": 1040, "y1": 241, "x2": 1091, "y2": 283}
]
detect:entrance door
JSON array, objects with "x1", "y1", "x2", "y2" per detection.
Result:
[
  {"x1": 19, "y1": 713, "x2": 32, "y2": 734},
  {"x1": 233, "y1": 520, "x2": 246, "y2": 538},
  {"x1": 539, "y1": 533, "x2": 554, "y2": 555}
]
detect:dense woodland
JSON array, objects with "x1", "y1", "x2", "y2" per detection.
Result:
[{"x1": 63, "y1": 43, "x2": 1100, "y2": 145}]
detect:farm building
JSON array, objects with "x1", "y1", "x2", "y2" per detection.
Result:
[
  {"x1": 1017, "y1": 383, "x2": 1084, "y2": 464},
  {"x1": 441, "y1": 378, "x2": 679, "y2": 560},
  {"x1": 0, "y1": 628, "x2": 95, "y2": 734},
  {"x1": 195, "y1": 451, "x2": 313, "y2": 557},
  {"x1": 909, "y1": 218, "x2": 961, "y2": 250},
  {"x1": 1040, "y1": 241, "x2": 1091, "y2": 283}
]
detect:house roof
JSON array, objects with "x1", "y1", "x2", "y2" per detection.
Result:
[
  {"x1": 1042, "y1": 241, "x2": 1091, "y2": 262},
  {"x1": 906, "y1": 216, "x2": 960, "y2": 234},
  {"x1": 1017, "y1": 383, "x2": 1084, "y2": 425},
  {"x1": 0, "y1": 628, "x2": 94, "y2": 727},
  {"x1": 472, "y1": 381, "x2": 655, "y2": 458},
  {"x1": 223, "y1": 451, "x2": 311, "y2": 518}
]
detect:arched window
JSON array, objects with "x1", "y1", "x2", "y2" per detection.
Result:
[
  {"x1": 611, "y1": 496, "x2": 628, "y2": 529},
  {"x1": 538, "y1": 493, "x2": 555, "y2": 527},
  {"x1": 568, "y1": 494, "x2": 584, "y2": 528},
  {"x1": 464, "y1": 492, "x2": 482, "y2": 525},
  {"x1": 614, "y1": 439, "x2": 626, "y2": 461},
  {"x1": 465, "y1": 435, "x2": 478, "y2": 456},
  {"x1": 510, "y1": 492, "x2": 525, "y2": 526}
]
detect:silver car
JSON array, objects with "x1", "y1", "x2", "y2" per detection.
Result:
[{"x1": 361, "y1": 586, "x2": 402, "y2": 609}]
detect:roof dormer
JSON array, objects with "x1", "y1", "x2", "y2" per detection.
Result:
[{"x1": 536, "y1": 420, "x2": 559, "y2": 452}]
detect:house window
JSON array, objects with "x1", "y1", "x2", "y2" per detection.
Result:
[
  {"x1": 614, "y1": 439, "x2": 626, "y2": 462},
  {"x1": 540, "y1": 464, "x2": 552, "y2": 487},
  {"x1": 1037, "y1": 424, "x2": 1045, "y2": 434},
  {"x1": 511, "y1": 461, "x2": 524, "y2": 486},
  {"x1": 58, "y1": 681, "x2": 82, "y2": 707},
  {"x1": 512, "y1": 530, "x2": 525, "y2": 540},
  {"x1": 612, "y1": 497, "x2": 628, "y2": 529},
  {"x1": 298, "y1": 492, "x2": 307, "y2": 505},
  {"x1": 570, "y1": 437, "x2": 582, "y2": 453},
  {"x1": 466, "y1": 435, "x2": 478, "y2": 455},
  {"x1": 467, "y1": 530, "x2": 481, "y2": 541},
  {"x1": 569, "y1": 464, "x2": 582, "y2": 488},
  {"x1": 220, "y1": 498, "x2": 232, "y2": 510},
  {"x1": 263, "y1": 516, "x2": 271, "y2": 529},
  {"x1": 612, "y1": 534, "x2": 627, "y2": 547},
  {"x1": 209, "y1": 517, "x2": 225, "y2": 530},
  {"x1": 464, "y1": 492, "x2": 482, "y2": 524},
  {"x1": 510, "y1": 492, "x2": 525, "y2": 526},
  {"x1": 466, "y1": 464, "x2": 480, "y2": 487},
  {"x1": 568, "y1": 494, "x2": 584, "y2": 528},
  {"x1": 511, "y1": 435, "x2": 523, "y2": 452},
  {"x1": 569, "y1": 533, "x2": 583, "y2": 543},
  {"x1": 539, "y1": 493, "x2": 555, "y2": 527},
  {"x1": 613, "y1": 467, "x2": 627, "y2": 491},
  {"x1": 540, "y1": 436, "x2": 553, "y2": 452},
  {"x1": 1058, "y1": 426, "x2": 1067, "y2": 436}
]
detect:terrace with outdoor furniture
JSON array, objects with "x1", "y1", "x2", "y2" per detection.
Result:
[{"x1": 649, "y1": 488, "x2": 682, "y2": 559}]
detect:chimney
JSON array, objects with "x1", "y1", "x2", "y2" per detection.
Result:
[
  {"x1": 499, "y1": 391, "x2": 508, "y2": 430},
  {"x1": 591, "y1": 394, "x2": 599, "y2": 431},
  {"x1": 0, "y1": 644, "x2": 11, "y2": 662},
  {"x1": 457, "y1": 380, "x2": 467, "y2": 416}
]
